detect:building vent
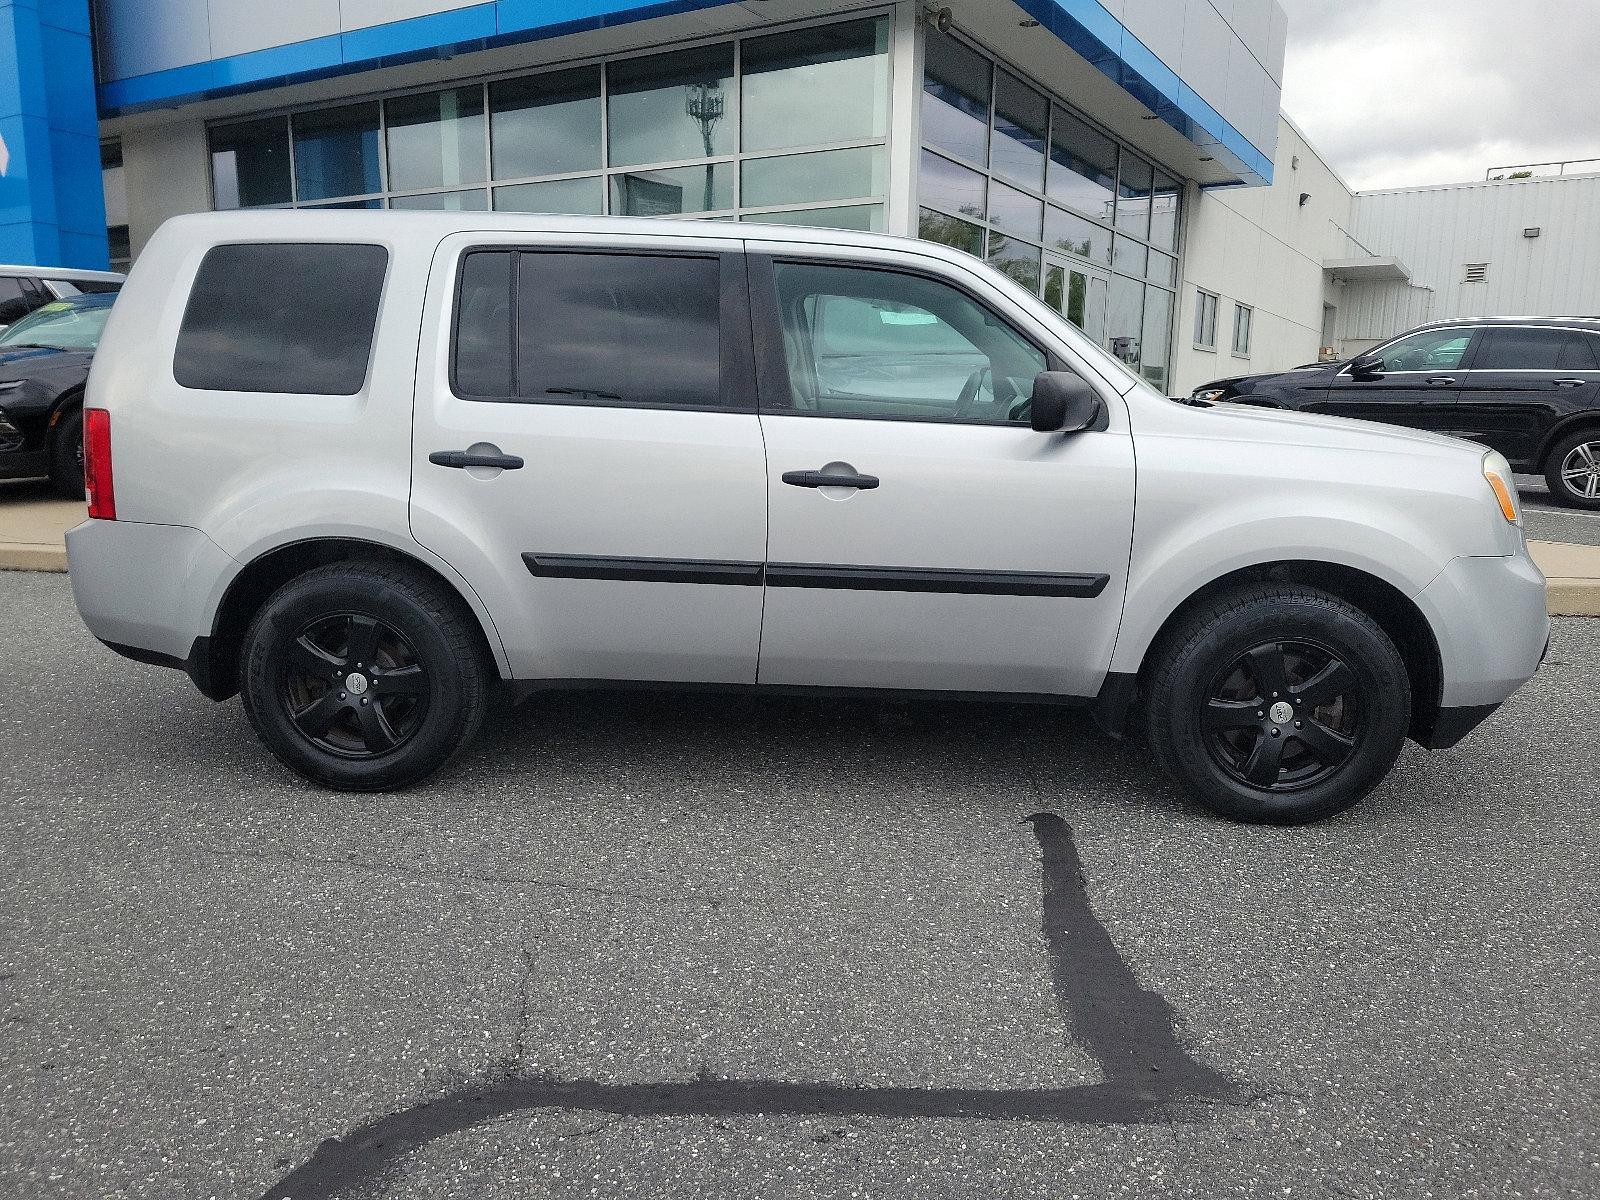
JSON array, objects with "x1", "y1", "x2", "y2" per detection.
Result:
[{"x1": 1464, "y1": 263, "x2": 1490, "y2": 284}]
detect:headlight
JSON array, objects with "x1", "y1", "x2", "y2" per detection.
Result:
[
  {"x1": 1192, "y1": 387, "x2": 1228, "y2": 404},
  {"x1": 1483, "y1": 451, "x2": 1520, "y2": 524}
]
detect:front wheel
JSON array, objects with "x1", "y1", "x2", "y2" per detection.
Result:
[
  {"x1": 1544, "y1": 430, "x2": 1600, "y2": 509},
  {"x1": 1144, "y1": 584, "x2": 1411, "y2": 825},
  {"x1": 240, "y1": 560, "x2": 490, "y2": 791}
]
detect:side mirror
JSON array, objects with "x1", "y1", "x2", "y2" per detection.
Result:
[
  {"x1": 1030, "y1": 371, "x2": 1103, "y2": 433},
  {"x1": 1348, "y1": 353, "x2": 1385, "y2": 381}
]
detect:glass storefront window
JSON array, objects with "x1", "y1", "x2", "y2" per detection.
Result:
[
  {"x1": 1150, "y1": 171, "x2": 1180, "y2": 251},
  {"x1": 385, "y1": 86, "x2": 485, "y2": 193},
  {"x1": 922, "y1": 28, "x2": 991, "y2": 166},
  {"x1": 744, "y1": 204, "x2": 884, "y2": 231},
  {"x1": 919, "y1": 208, "x2": 985, "y2": 258},
  {"x1": 742, "y1": 18, "x2": 888, "y2": 152},
  {"x1": 986, "y1": 234, "x2": 1041, "y2": 292},
  {"x1": 991, "y1": 71, "x2": 1047, "y2": 190},
  {"x1": 987, "y1": 180, "x2": 1042, "y2": 242},
  {"x1": 919, "y1": 150, "x2": 986, "y2": 222},
  {"x1": 1141, "y1": 287, "x2": 1173, "y2": 390},
  {"x1": 1107, "y1": 275, "x2": 1144, "y2": 369},
  {"x1": 293, "y1": 103, "x2": 382, "y2": 201},
  {"x1": 389, "y1": 189, "x2": 488, "y2": 210},
  {"x1": 607, "y1": 44, "x2": 736, "y2": 168},
  {"x1": 742, "y1": 146, "x2": 884, "y2": 208},
  {"x1": 211, "y1": 117, "x2": 292, "y2": 209},
  {"x1": 494, "y1": 176, "x2": 604, "y2": 215},
  {"x1": 1115, "y1": 152, "x2": 1153, "y2": 238},
  {"x1": 611, "y1": 163, "x2": 733, "y2": 216},
  {"x1": 489, "y1": 67, "x2": 602, "y2": 180},
  {"x1": 1112, "y1": 236, "x2": 1148, "y2": 279},
  {"x1": 1047, "y1": 109, "x2": 1117, "y2": 224},
  {"x1": 1045, "y1": 205, "x2": 1109, "y2": 264}
]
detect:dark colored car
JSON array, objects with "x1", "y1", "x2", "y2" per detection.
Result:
[
  {"x1": 1192, "y1": 317, "x2": 1600, "y2": 508},
  {"x1": 0, "y1": 293, "x2": 117, "y2": 499}
]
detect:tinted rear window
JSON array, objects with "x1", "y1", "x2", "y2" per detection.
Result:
[
  {"x1": 452, "y1": 250, "x2": 722, "y2": 408},
  {"x1": 174, "y1": 243, "x2": 388, "y2": 394},
  {"x1": 1472, "y1": 327, "x2": 1591, "y2": 372}
]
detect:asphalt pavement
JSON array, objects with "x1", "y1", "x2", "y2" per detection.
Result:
[{"x1": 1, "y1": 570, "x2": 1597, "y2": 1199}]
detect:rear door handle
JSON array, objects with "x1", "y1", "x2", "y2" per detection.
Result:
[
  {"x1": 782, "y1": 469, "x2": 880, "y2": 490},
  {"x1": 1554, "y1": 378, "x2": 1587, "y2": 388},
  {"x1": 1424, "y1": 376, "x2": 1456, "y2": 386},
  {"x1": 429, "y1": 449, "x2": 525, "y2": 470}
]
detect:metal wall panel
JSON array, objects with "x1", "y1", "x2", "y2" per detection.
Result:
[{"x1": 1349, "y1": 174, "x2": 1600, "y2": 330}]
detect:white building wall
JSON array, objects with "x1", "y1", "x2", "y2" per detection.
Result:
[
  {"x1": 1171, "y1": 116, "x2": 1355, "y2": 396},
  {"x1": 120, "y1": 119, "x2": 212, "y2": 259}
]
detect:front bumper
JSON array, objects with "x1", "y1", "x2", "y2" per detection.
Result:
[{"x1": 1414, "y1": 550, "x2": 1549, "y2": 714}]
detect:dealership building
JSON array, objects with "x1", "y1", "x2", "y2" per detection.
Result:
[{"x1": 4, "y1": 0, "x2": 1596, "y2": 395}]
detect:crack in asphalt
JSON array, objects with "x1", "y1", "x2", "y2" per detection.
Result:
[{"x1": 254, "y1": 813, "x2": 1242, "y2": 1199}]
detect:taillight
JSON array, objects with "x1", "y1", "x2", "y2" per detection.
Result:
[{"x1": 84, "y1": 407, "x2": 115, "y2": 521}]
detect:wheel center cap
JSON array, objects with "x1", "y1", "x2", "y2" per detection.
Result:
[
  {"x1": 346, "y1": 672, "x2": 369, "y2": 696},
  {"x1": 1269, "y1": 701, "x2": 1294, "y2": 724}
]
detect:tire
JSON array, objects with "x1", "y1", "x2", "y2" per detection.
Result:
[
  {"x1": 49, "y1": 406, "x2": 86, "y2": 501},
  {"x1": 240, "y1": 560, "x2": 490, "y2": 791},
  {"x1": 1144, "y1": 584, "x2": 1411, "y2": 825},
  {"x1": 1543, "y1": 429, "x2": 1600, "y2": 510}
]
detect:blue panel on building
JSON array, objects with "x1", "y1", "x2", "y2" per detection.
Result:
[
  {"x1": 93, "y1": 0, "x2": 1275, "y2": 187},
  {"x1": 0, "y1": 0, "x2": 109, "y2": 268}
]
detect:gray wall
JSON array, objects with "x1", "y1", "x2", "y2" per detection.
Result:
[{"x1": 1343, "y1": 173, "x2": 1600, "y2": 343}]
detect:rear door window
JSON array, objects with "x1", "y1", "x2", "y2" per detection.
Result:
[
  {"x1": 1471, "y1": 327, "x2": 1589, "y2": 372},
  {"x1": 173, "y1": 243, "x2": 388, "y2": 394},
  {"x1": 452, "y1": 250, "x2": 725, "y2": 408}
]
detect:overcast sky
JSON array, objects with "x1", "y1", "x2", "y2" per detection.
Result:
[{"x1": 1276, "y1": 0, "x2": 1600, "y2": 190}]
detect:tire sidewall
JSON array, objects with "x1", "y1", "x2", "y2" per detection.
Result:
[
  {"x1": 242, "y1": 569, "x2": 480, "y2": 790},
  {"x1": 50, "y1": 406, "x2": 86, "y2": 500},
  {"x1": 1154, "y1": 593, "x2": 1410, "y2": 825}
]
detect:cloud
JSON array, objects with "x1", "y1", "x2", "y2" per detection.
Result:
[{"x1": 1277, "y1": 0, "x2": 1600, "y2": 189}]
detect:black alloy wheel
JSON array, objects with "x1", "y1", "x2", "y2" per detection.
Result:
[
  {"x1": 240, "y1": 560, "x2": 490, "y2": 791},
  {"x1": 1202, "y1": 639, "x2": 1361, "y2": 791},
  {"x1": 1143, "y1": 583, "x2": 1411, "y2": 825},
  {"x1": 281, "y1": 612, "x2": 430, "y2": 757}
]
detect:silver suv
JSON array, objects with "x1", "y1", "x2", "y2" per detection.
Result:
[{"x1": 66, "y1": 213, "x2": 1549, "y2": 824}]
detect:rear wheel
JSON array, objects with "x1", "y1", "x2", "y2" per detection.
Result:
[
  {"x1": 49, "y1": 406, "x2": 85, "y2": 500},
  {"x1": 1544, "y1": 430, "x2": 1600, "y2": 509},
  {"x1": 240, "y1": 560, "x2": 490, "y2": 791},
  {"x1": 1144, "y1": 584, "x2": 1411, "y2": 825}
]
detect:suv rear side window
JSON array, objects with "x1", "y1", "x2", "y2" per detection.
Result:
[
  {"x1": 174, "y1": 243, "x2": 388, "y2": 394},
  {"x1": 1472, "y1": 327, "x2": 1597, "y2": 371},
  {"x1": 452, "y1": 250, "x2": 723, "y2": 408},
  {"x1": 0, "y1": 276, "x2": 40, "y2": 326}
]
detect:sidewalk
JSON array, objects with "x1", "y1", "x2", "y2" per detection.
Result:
[
  {"x1": 0, "y1": 488, "x2": 82, "y2": 574},
  {"x1": 0, "y1": 492, "x2": 1597, "y2": 616}
]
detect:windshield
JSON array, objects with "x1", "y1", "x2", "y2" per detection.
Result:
[{"x1": 0, "y1": 299, "x2": 112, "y2": 352}]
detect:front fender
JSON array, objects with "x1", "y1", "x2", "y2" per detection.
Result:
[{"x1": 1109, "y1": 508, "x2": 1455, "y2": 677}]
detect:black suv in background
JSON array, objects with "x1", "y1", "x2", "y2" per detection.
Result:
[{"x1": 1192, "y1": 317, "x2": 1600, "y2": 508}]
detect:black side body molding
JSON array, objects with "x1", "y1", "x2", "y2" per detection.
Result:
[
  {"x1": 765, "y1": 564, "x2": 1110, "y2": 599},
  {"x1": 522, "y1": 553, "x2": 764, "y2": 586},
  {"x1": 524, "y1": 554, "x2": 1110, "y2": 598}
]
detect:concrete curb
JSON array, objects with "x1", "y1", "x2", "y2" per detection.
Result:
[{"x1": 0, "y1": 541, "x2": 68, "y2": 573}]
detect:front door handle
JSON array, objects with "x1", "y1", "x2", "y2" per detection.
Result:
[
  {"x1": 782, "y1": 469, "x2": 880, "y2": 490},
  {"x1": 1424, "y1": 376, "x2": 1456, "y2": 386},
  {"x1": 429, "y1": 449, "x2": 525, "y2": 470},
  {"x1": 1554, "y1": 378, "x2": 1587, "y2": 388}
]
